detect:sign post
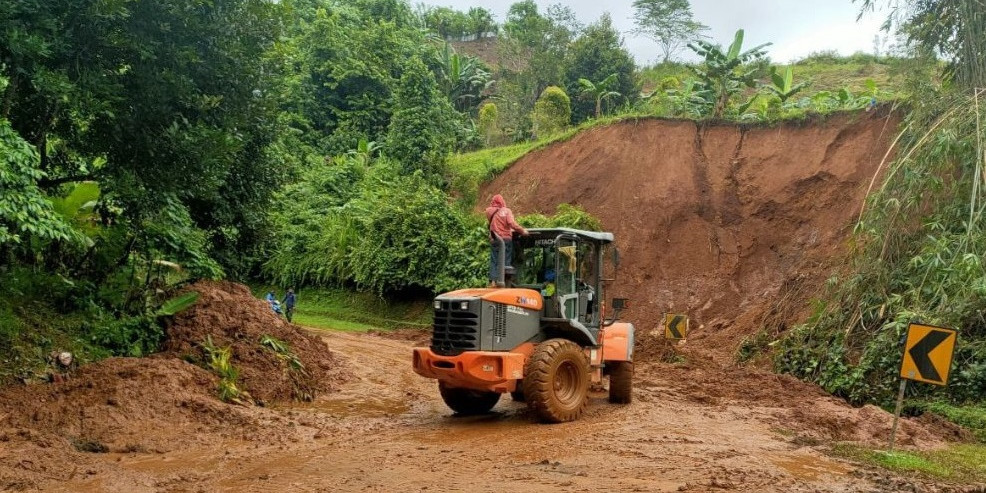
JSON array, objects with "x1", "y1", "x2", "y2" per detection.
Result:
[{"x1": 889, "y1": 323, "x2": 958, "y2": 450}]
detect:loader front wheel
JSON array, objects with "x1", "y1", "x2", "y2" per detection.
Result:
[
  {"x1": 607, "y1": 361, "x2": 633, "y2": 404},
  {"x1": 523, "y1": 339, "x2": 590, "y2": 423},
  {"x1": 438, "y1": 382, "x2": 500, "y2": 415}
]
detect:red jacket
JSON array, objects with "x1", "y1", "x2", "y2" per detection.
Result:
[{"x1": 485, "y1": 194, "x2": 526, "y2": 240}]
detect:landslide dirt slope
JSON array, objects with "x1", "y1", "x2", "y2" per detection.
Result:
[{"x1": 482, "y1": 110, "x2": 900, "y2": 359}]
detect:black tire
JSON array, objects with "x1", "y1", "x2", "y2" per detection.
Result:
[
  {"x1": 438, "y1": 382, "x2": 500, "y2": 415},
  {"x1": 608, "y1": 361, "x2": 633, "y2": 404},
  {"x1": 522, "y1": 339, "x2": 590, "y2": 423},
  {"x1": 510, "y1": 389, "x2": 525, "y2": 402}
]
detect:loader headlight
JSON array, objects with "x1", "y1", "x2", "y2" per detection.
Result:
[
  {"x1": 434, "y1": 300, "x2": 441, "y2": 310},
  {"x1": 459, "y1": 301, "x2": 469, "y2": 310}
]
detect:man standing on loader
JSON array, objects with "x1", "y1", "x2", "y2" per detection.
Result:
[{"x1": 485, "y1": 194, "x2": 528, "y2": 286}]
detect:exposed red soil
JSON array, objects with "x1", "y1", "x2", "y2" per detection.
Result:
[
  {"x1": 451, "y1": 37, "x2": 502, "y2": 69},
  {"x1": 481, "y1": 110, "x2": 901, "y2": 362}
]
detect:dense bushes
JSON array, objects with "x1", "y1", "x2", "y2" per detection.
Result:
[
  {"x1": 776, "y1": 94, "x2": 986, "y2": 405},
  {"x1": 265, "y1": 156, "x2": 602, "y2": 294},
  {"x1": 266, "y1": 159, "x2": 485, "y2": 293}
]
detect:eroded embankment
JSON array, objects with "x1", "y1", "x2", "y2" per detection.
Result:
[{"x1": 481, "y1": 110, "x2": 900, "y2": 360}]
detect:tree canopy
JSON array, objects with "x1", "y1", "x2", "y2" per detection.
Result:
[{"x1": 631, "y1": 0, "x2": 708, "y2": 62}]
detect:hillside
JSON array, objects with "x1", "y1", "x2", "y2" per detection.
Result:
[
  {"x1": 480, "y1": 109, "x2": 900, "y2": 361},
  {"x1": 453, "y1": 38, "x2": 909, "y2": 99}
]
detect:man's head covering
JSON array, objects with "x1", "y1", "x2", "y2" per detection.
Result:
[{"x1": 490, "y1": 194, "x2": 506, "y2": 208}]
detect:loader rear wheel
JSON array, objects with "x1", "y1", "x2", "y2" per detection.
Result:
[
  {"x1": 608, "y1": 361, "x2": 633, "y2": 404},
  {"x1": 438, "y1": 382, "x2": 500, "y2": 415},
  {"x1": 523, "y1": 339, "x2": 590, "y2": 423}
]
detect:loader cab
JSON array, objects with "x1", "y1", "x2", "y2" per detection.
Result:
[{"x1": 514, "y1": 228, "x2": 615, "y2": 340}]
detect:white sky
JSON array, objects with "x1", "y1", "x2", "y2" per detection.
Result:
[{"x1": 426, "y1": 0, "x2": 890, "y2": 65}]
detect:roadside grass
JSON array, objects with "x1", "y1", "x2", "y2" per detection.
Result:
[
  {"x1": 914, "y1": 402, "x2": 986, "y2": 442},
  {"x1": 250, "y1": 285, "x2": 431, "y2": 332},
  {"x1": 832, "y1": 443, "x2": 986, "y2": 483},
  {"x1": 831, "y1": 402, "x2": 986, "y2": 483}
]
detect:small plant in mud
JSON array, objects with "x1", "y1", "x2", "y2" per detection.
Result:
[
  {"x1": 736, "y1": 329, "x2": 774, "y2": 363},
  {"x1": 71, "y1": 437, "x2": 109, "y2": 453},
  {"x1": 259, "y1": 334, "x2": 314, "y2": 402},
  {"x1": 260, "y1": 334, "x2": 305, "y2": 373},
  {"x1": 201, "y1": 336, "x2": 248, "y2": 404}
]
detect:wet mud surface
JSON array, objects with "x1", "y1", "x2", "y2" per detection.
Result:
[{"x1": 1, "y1": 331, "x2": 974, "y2": 492}]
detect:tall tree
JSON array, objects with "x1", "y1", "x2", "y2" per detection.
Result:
[
  {"x1": 0, "y1": 0, "x2": 285, "y2": 276},
  {"x1": 500, "y1": 1, "x2": 580, "y2": 103},
  {"x1": 385, "y1": 58, "x2": 456, "y2": 177},
  {"x1": 631, "y1": 0, "x2": 709, "y2": 63},
  {"x1": 467, "y1": 7, "x2": 497, "y2": 38},
  {"x1": 563, "y1": 14, "x2": 638, "y2": 123}
]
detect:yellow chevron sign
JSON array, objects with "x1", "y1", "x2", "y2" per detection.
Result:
[
  {"x1": 664, "y1": 314, "x2": 688, "y2": 340},
  {"x1": 900, "y1": 323, "x2": 957, "y2": 386}
]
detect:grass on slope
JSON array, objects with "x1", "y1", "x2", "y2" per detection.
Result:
[
  {"x1": 638, "y1": 55, "x2": 916, "y2": 98},
  {"x1": 450, "y1": 114, "x2": 642, "y2": 203}
]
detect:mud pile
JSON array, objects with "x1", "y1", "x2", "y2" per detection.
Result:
[
  {"x1": 163, "y1": 280, "x2": 342, "y2": 403},
  {"x1": 636, "y1": 358, "x2": 971, "y2": 448},
  {"x1": 482, "y1": 110, "x2": 900, "y2": 360},
  {"x1": 0, "y1": 358, "x2": 253, "y2": 452},
  {"x1": 0, "y1": 281, "x2": 345, "y2": 489}
]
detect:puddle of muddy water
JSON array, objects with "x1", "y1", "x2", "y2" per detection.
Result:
[
  {"x1": 280, "y1": 397, "x2": 409, "y2": 417},
  {"x1": 770, "y1": 453, "x2": 852, "y2": 481}
]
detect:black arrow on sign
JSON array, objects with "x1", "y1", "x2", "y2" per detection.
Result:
[
  {"x1": 908, "y1": 329, "x2": 951, "y2": 382},
  {"x1": 668, "y1": 315, "x2": 684, "y2": 338}
]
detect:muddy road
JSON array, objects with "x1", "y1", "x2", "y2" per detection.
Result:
[{"x1": 7, "y1": 329, "x2": 953, "y2": 493}]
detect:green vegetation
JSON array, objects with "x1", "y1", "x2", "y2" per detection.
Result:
[
  {"x1": 564, "y1": 14, "x2": 638, "y2": 122},
  {"x1": 833, "y1": 443, "x2": 986, "y2": 483},
  {"x1": 631, "y1": 0, "x2": 708, "y2": 63},
  {"x1": 532, "y1": 86, "x2": 572, "y2": 137},
  {"x1": 688, "y1": 29, "x2": 770, "y2": 119},
  {"x1": 577, "y1": 74, "x2": 622, "y2": 119},
  {"x1": 914, "y1": 402, "x2": 986, "y2": 442},
  {"x1": 419, "y1": 6, "x2": 497, "y2": 40},
  {"x1": 201, "y1": 336, "x2": 246, "y2": 404},
  {"x1": 776, "y1": 92, "x2": 986, "y2": 406}
]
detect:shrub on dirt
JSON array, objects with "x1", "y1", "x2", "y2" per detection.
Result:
[{"x1": 162, "y1": 280, "x2": 339, "y2": 404}]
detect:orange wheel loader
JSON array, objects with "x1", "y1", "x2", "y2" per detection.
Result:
[{"x1": 412, "y1": 228, "x2": 634, "y2": 423}]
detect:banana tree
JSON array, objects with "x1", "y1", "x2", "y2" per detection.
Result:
[
  {"x1": 577, "y1": 73, "x2": 623, "y2": 118},
  {"x1": 766, "y1": 66, "x2": 809, "y2": 103},
  {"x1": 434, "y1": 43, "x2": 493, "y2": 113},
  {"x1": 664, "y1": 79, "x2": 713, "y2": 117},
  {"x1": 688, "y1": 29, "x2": 770, "y2": 118}
]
